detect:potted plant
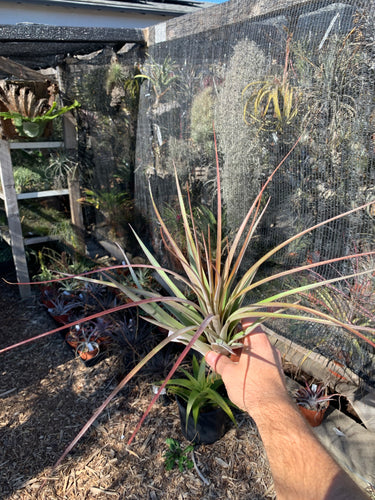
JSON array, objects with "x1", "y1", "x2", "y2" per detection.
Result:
[
  {"x1": 65, "y1": 322, "x2": 101, "y2": 361},
  {"x1": 295, "y1": 382, "x2": 336, "y2": 427},
  {"x1": 163, "y1": 355, "x2": 237, "y2": 444},
  {"x1": 47, "y1": 296, "x2": 81, "y2": 324},
  {"x1": 109, "y1": 310, "x2": 158, "y2": 370},
  {"x1": 2, "y1": 137, "x2": 374, "y2": 474}
]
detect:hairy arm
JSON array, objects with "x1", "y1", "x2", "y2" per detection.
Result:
[{"x1": 205, "y1": 330, "x2": 369, "y2": 500}]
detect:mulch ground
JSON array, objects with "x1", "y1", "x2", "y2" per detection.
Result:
[{"x1": 0, "y1": 266, "x2": 275, "y2": 500}]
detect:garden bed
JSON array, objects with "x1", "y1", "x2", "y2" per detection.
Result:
[
  {"x1": 1, "y1": 262, "x2": 374, "y2": 499},
  {"x1": 0, "y1": 264, "x2": 275, "y2": 500}
]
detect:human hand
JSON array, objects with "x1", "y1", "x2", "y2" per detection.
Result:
[{"x1": 205, "y1": 327, "x2": 289, "y2": 420}]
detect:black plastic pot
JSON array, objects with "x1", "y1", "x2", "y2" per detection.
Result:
[{"x1": 176, "y1": 395, "x2": 228, "y2": 445}]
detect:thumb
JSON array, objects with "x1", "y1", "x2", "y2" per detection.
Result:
[{"x1": 205, "y1": 351, "x2": 232, "y2": 376}]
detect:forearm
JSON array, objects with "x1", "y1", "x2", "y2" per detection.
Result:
[
  {"x1": 205, "y1": 333, "x2": 369, "y2": 500},
  {"x1": 252, "y1": 396, "x2": 369, "y2": 500}
]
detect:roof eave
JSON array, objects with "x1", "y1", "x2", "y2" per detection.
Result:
[{"x1": 16, "y1": 0, "x2": 212, "y2": 16}]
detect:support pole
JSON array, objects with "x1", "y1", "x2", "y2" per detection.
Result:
[
  {"x1": 68, "y1": 172, "x2": 85, "y2": 254},
  {"x1": 0, "y1": 140, "x2": 31, "y2": 297}
]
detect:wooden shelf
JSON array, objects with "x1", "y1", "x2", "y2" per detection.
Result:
[
  {"x1": 0, "y1": 188, "x2": 69, "y2": 201},
  {"x1": 17, "y1": 188, "x2": 69, "y2": 200},
  {"x1": 9, "y1": 141, "x2": 64, "y2": 150},
  {"x1": 0, "y1": 227, "x2": 59, "y2": 246},
  {"x1": 0, "y1": 118, "x2": 83, "y2": 298}
]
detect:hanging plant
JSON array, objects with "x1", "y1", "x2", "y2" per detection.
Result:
[
  {"x1": 0, "y1": 100, "x2": 80, "y2": 138},
  {"x1": 0, "y1": 81, "x2": 79, "y2": 138}
]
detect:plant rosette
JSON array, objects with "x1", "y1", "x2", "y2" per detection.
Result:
[
  {"x1": 39, "y1": 286, "x2": 58, "y2": 308},
  {"x1": 47, "y1": 296, "x2": 81, "y2": 324},
  {"x1": 295, "y1": 383, "x2": 336, "y2": 427},
  {"x1": 66, "y1": 322, "x2": 105, "y2": 353},
  {"x1": 76, "y1": 340, "x2": 100, "y2": 361}
]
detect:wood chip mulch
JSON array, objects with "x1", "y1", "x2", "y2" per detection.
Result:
[{"x1": 0, "y1": 276, "x2": 275, "y2": 500}]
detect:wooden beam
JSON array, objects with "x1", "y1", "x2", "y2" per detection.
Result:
[
  {"x1": 147, "y1": 0, "x2": 345, "y2": 45},
  {"x1": 17, "y1": 189, "x2": 69, "y2": 200},
  {"x1": 0, "y1": 140, "x2": 31, "y2": 298},
  {"x1": 68, "y1": 174, "x2": 85, "y2": 254},
  {"x1": 9, "y1": 141, "x2": 64, "y2": 150},
  {"x1": 0, "y1": 24, "x2": 145, "y2": 44},
  {"x1": 0, "y1": 56, "x2": 55, "y2": 81}
]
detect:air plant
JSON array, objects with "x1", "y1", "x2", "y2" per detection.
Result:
[
  {"x1": 46, "y1": 296, "x2": 82, "y2": 317},
  {"x1": 294, "y1": 253, "x2": 375, "y2": 345},
  {"x1": 295, "y1": 382, "x2": 335, "y2": 412},
  {"x1": 135, "y1": 54, "x2": 179, "y2": 107},
  {"x1": 1, "y1": 135, "x2": 374, "y2": 482},
  {"x1": 242, "y1": 35, "x2": 299, "y2": 132}
]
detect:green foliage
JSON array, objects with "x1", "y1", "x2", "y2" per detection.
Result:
[
  {"x1": 161, "y1": 200, "x2": 224, "y2": 262},
  {"x1": 79, "y1": 188, "x2": 134, "y2": 234},
  {"x1": 18, "y1": 202, "x2": 67, "y2": 237},
  {"x1": 106, "y1": 61, "x2": 128, "y2": 94},
  {"x1": 242, "y1": 36, "x2": 299, "y2": 133},
  {"x1": 163, "y1": 438, "x2": 194, "y2": 472},
  {"x1": 13, "y1": 166, "x2": 48, "y2": 193},
  {"x1": 32, "y1": 247, "x2": 94, "y2": 282},
  {"x1": 295, "y1": 257, "x2": 375, "y2": 345},
  {"x1": 190, "y1": 87, "x2": 215, "y2": 153},
  {"x1": 164, "y1": 355, "x2": 236, "y2": 429},
  {"x1": 135, "y1": 55, "x2": 178, "y2": 106},
  {"x1": 45, "y1": 153, "x2": 78, "y2": 189},
  {"x1": 49, "y1": 219, "x2": 79, "y2": 248},
  {"x1": 11, "y1": 149, "x2": 50, "y2": 192},
  {"x1": 105, "y1": 60, "x2": 140, "y2": 110},
  {"x1": 0, "y1": 100, "x2": 80, "y2": 138}
]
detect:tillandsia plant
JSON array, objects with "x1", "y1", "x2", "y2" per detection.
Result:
[
  {"x1": 1, "y1": 135, "x2": 375, "y2": 481},
  {"x1": 295, "y1": 382, "x2": 336, "y2": 412},
  {"x1": 242, "y1": 35, "x2": 299, "y2": 133},
  {"x1": 163, "y1": 355, "x2": 236, "y2": 430},
  {"x1": 135, "y1": 54, "x2": 179, "y2": 108}
]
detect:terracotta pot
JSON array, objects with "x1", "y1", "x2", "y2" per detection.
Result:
[
  {"x1": 298, "y1": 403, "x2": 329, "y2": 427},
  {"x1": 78, "y1": 347, "x2": 99, "y2": 361},
  {"x1": 65, "y1": 333, "x2": 79, "y2": 350},
  {"x1": 52, "y1": 314, "x2": 70, "y2": 325},
  {"x1": 77, "y1": 341, "x2": 100, "y2": 361}
]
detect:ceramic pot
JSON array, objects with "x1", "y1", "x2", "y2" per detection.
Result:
[
  {"x1": 298, "y1": 403, "x2": 329, "y2": 427},
  {"x1": 176, "y1": 396, "x2": 228, "y2": 444}
]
